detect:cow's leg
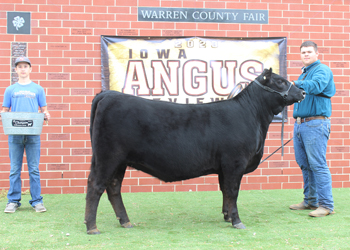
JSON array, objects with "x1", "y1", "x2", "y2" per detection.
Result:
[
  {"x1": 219, "y1": 172, "x2": 231, "y2": 222},
  {"x1": 85, "y1": 168, "x2": 105, "y2": 234},
  {"x1": 85, "y1": 154, "x2": 121, "y2": 234},
  {"x1": 106, "y1": 165, "x2": 133, "y2": 228},
  {"x1": 221, "y1": 167, "x2": 246, "y2": 229}
]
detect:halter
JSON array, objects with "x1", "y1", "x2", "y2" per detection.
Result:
[
  {"x1": 253, "y1": 79, "x2": 293, "y2": 157},
  {"x1": 253, "y1": 79, "x2": 293, "y2": 102}
]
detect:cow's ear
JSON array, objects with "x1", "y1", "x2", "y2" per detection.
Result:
[
  {"x1": 265, "y1": 68, "x2": 272, "y2": 80},
  {"x1": 262, "y1": 68, "x2": 268, "y2": 80},
  {"x1": 262, "y1": 68, "x2": 272, "y2": 81}
]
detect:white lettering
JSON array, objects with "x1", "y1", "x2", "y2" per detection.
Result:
[
  {"x1": 223, "y1": 12, "x2": 230, "y2": 20},
  {"x1": 260, "y1": 13, "x2": 265, "y2": 21},
  {"x1": 208, "y1": 12, "x2": 216, "y2": 20},
  {"x1": 151, "y1": 11, "x2": 158, "y2": 18},
  {"x1": 152, "y1": 61, "x2": 180, "y2": 96},
  {"x1": 141, "y1": 10, "x2": 152, "y2": 19},
  {"x1": 211, "y1": 61, "x2": 237, "y2": 95},
  {"x1": 216, "y1": 12, "x2": 223, "y2": 20},
  {"x1": 123, "y1": 61, "x2": 150, "y2": 96},
  {"x1": 180, "y1": 11, "x2": 187, "y2": 19},
  {"x1": 159, "y1": 11, "x2": 165, "y2": 19},
  {"x1": 244, "y1": 13, "x2": 249, "y2": 20},
  {"x1": 231, "y1": 13, "x2": 239, "y2": 20},
  {"x1": 240, "y1": 61, "x2": 263, "y2": 82},
  {"x1": 200, "y1": 12, "x2": 208, "y2": 20},
  {"x1": 183, "y1": 60, "x2": 207, "y2": 96}
]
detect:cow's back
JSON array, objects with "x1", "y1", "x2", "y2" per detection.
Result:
[{"x1": 91, "y1": 91, "x2": 254, "y2": 182}]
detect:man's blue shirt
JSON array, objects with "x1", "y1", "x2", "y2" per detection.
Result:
[
  {"x1": 2, "y1": 82, "x2": 47, "y2": 112},
  {"x1": 293, "y1": 60, "x2": 336, "y2": 118}
]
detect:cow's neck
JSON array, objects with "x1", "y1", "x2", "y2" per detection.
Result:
[{"x1": 241, "y1": 83, "x2": 282, "y2": 126}]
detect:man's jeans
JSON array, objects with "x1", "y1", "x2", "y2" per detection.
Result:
[
  {"x1": 7, "y1": 135, "x2": 43, "y2": 207},
  {"x1": 293, "y1": 118, "x2": 334, "y2": 212}
]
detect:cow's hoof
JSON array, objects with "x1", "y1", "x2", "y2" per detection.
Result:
[
  {"x1": 121, "y1": 222, "x2": 133, "y2": 228},
  {"x1": 233, "y1": 223, "x2": 246, "y2": 229},
  {"x1": 87, "y1": 228, "x2": 101, "y2": 234}
]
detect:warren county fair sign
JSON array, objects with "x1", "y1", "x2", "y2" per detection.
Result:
[{"x1": 138, "y1": 7, "x2": 268, "y2": 24}]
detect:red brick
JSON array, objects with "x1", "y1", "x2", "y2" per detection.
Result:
[
  {"x1": 0, "y1": 0, "x2": 349, "y2": 195},
  {"x1": 41, "y1": 187, "x2": 61, "y2": 194},
  {"x1": 116, "y1": 0, "x2": 137, "y2": 6},
  {"x1": 71, "y1": 179, "x2": 88, "y2": 186},
  {"x1": 48, "y1": 13, "x2": 70, "y2": 20},
  {"x1": 71, "y1": 13, "x2": 93, "y2": 21},
  {"x1": 161, "y1": 1, "x2": 182, "y2": 7},
  {"x1": 262, "y1": 183, "x2": 282, "y2": 190},
  {"x1": 183, "y1": 1, "x2": 203, "y2": 8},
  {"x1": 16, "y1": 4, "x2": 38, "y2": 11},
  {"x1": 241, "y1": 184, "x2": 261, "y2": 191},
  {"x1": 139, "y1": 0, "x2": 160, "y2": 7},
  {"x1": 175, "y1": 185, "x2": 197, "y2": 192},
  {"x1": 62, "y1": 5, "x2": 85, "y2": 12},
  {"x1": 153, "y1": 185, "x2": 175, "y2": 192},
  {"x1": 63, "y1": 187, "x2": 85, "y2": 194},
  {"x1": 282, "y1": 183, "x2": 303, "y2": 189},
  {"x1": 131, "y1": 186, "x2": 153, "y2": 193},
  {"x1": 48, "y1": 179, "x2": 70, "y2": 187},
  {"x1": 204, "y1": 1, "x2": 225, "y2": 8},
  {"x1": 197, "y1": 184, "x2": 219, "y2": 191},
  {"x1": 139, "y1": 177, "x2": 161, "y2": 185}
]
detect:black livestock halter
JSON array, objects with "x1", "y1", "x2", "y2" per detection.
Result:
[
  {"x1": 253, "y1": 79, "x2": 293, "y2": 103},
  {"x1": 253, "y1": 78, "x2": 293, "y2": 157}
]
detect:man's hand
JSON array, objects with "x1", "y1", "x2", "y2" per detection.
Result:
[
  {"x1": 43, "y1": 111, "x2": 50, "y2": 121},
  {"x1": 0, "y1": 107, "x2": 9, "y2": 120}
]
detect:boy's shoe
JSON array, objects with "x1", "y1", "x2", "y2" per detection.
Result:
[
  {"x1": 4, "y1": 203, "x2": 19, "y2": 213},
  {"x1": 309, "y1": 207, "x2": 334, "y2": 217},
  {"x1": 289, "y1": 202, "x2": 318, "y2": 210},
  {"x1": 33, "y1": 203, "x2": 47, "y2": 213}
]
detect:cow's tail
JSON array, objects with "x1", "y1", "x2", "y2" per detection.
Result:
[{"x1": 90, "y1": 91, "x2": 107, "y2": 143}]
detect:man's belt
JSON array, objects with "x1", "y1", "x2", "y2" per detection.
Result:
[{"x1": 296, "y1": 116, "x2": 327, "y2": 124}]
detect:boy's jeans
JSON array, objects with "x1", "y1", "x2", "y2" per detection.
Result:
[
  {"x1": 7, "y1": 135, "x2": 43, "y2": 207},
  {"x1": 293, "y1": 118, "x2": 334, "y2": 212}
]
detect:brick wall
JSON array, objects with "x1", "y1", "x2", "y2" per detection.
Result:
[{"x1": 0, "y1": 0, "x2": 349, "y2": 194}]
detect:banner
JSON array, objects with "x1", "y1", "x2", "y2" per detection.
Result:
[{"x1": 101, "y1": 36, "x2": 287, "y2": 120}]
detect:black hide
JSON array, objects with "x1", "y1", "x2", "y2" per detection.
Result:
[{"x1": 84, "y1": 68, "x2": 305, "y2": 234}]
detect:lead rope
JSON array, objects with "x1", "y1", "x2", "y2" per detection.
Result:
[
  {"x1": 228, "y1": 81, "x2": 293, "y2": 164},
  {"x1": 281, "y1": 108, "x2": 285, "y2": 156},
  {"x1": 259, "y1": 138, "x2": 293, "y2": 165}
]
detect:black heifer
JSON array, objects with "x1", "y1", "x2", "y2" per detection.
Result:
[{"x1": 85, "y1": 68, "x2": 305, "y2": 234}]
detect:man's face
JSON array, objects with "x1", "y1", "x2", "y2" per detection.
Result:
[
  {"x1": 15, "y1": 62, "x2": 31, "y2": 78},
  {"x1": 300, "y1": 46, "x2": 319, "y2": 67}
]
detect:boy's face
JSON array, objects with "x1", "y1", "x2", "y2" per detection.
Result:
[
  {"x1": 15, "y1": 62, "x2": 32, "y2": 78},
  {"x1": 300, "y1": 46, "x2": 319, "y2": 67}
]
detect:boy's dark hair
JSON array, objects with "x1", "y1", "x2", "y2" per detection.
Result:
[{"x1": 300, "y1": 41, "x2": 318, "y2": 52}]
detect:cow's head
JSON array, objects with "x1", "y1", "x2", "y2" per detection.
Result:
[{"x1": 255, "y1": 68, "x2": 305, "y2": 107}]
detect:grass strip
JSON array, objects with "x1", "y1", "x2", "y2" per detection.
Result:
[{"x1": 0, "y1": 188, "x2": 349, "y2": 249}]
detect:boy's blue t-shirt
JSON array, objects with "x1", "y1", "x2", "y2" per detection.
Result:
[{"x1": 2, "y1": 82, "x2": 47, "y2": 112}]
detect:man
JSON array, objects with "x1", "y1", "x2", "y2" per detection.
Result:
[
  {"x1": 1, "y1": 56, "x2": 50, "y2": 213},
  {"x1": 290, "y1": 41, "x2": 336, "y2": 217}
]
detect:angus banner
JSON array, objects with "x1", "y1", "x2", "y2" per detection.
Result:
[{"x1": 101, "y1": 36, "x2": 287, "y2": 120}]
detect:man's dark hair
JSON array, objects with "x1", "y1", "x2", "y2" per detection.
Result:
[{"x1": 300, "y1": 41, "x2": 318, "y2": 52}]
